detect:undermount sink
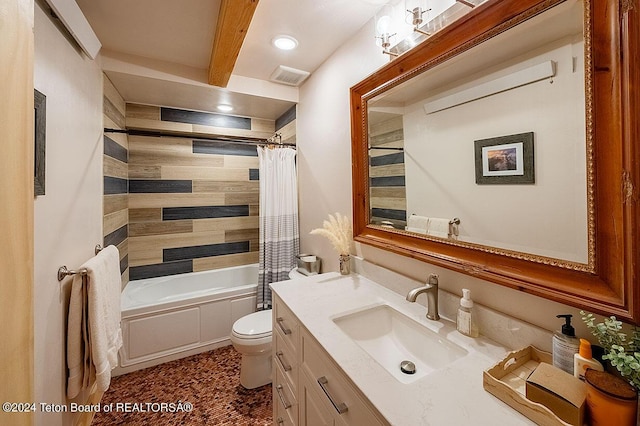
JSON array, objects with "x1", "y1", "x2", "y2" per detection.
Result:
[{"x1": 332, "y1": 304, "x2": 468, "y2": 384}]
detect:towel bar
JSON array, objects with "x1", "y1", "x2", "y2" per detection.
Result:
[{"x1": 57, "y1": 244, "x2": 104, "y2": 282}]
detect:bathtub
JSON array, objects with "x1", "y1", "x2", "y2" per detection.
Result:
[{"x1": 115, "y1": 264, "x2": 259, "y2": 375}]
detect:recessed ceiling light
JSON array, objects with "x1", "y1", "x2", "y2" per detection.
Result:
[
  {"x1": 272, "y1": 35, "x2": 298, "y2": 51},
  {"x1": 217, "y1": 104, "x2": 233, "y2": 112}
]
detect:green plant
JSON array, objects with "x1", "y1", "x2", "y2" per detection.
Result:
[{"x1": 581, "y1": 311, "x2": 640, "y2": 389}]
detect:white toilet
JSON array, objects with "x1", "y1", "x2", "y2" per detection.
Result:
[
  {"x1": 231, "y1": 269, "x2": 306, "y2": 389},
  {"x1": 230, "y1": 309, "x2": 273, "y2": 389}
]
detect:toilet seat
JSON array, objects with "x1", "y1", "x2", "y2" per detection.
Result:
[{"x1": 232, "y1": 310, "x2": 272, "y2": 339}]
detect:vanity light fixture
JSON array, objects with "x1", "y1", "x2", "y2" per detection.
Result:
[
  {"x1": 217, "y1": 104, "x2": 233, "y2": 112},
  {"x1": 406, "y1": 0, "x2": 431, "y2": 36},
  {"x1": 272, "y1": 35, "x2": 298, "y2": 51},
  {"x1": 375, "y1": 4, "x2": 399, "y2": 57}
]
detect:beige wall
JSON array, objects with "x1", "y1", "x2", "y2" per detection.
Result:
[
  {"x1": 0, "y1": 0, "x2": 34, "y2": 425},
  {"x1": 33, "y1": 3, "x2": 104, "y2": 425},
  {"x1": 297, "y1": 16, "x2": 589, "y2": 336}
]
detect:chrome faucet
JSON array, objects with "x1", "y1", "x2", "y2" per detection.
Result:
[{"x1": 406, "y1": 274, "x2": 440, "y2": 320}]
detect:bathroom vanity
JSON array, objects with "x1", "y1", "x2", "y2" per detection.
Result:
[{"x1": 270, "y1": 272, "x2": 539, "y2": 425}]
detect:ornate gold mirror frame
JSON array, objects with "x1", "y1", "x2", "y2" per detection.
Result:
[{"x1": 351, "y1": 0, "x2": 640, "y2": 323}]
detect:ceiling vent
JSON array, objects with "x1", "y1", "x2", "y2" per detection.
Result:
[{"x1": 269, "y1": 65, "x2": 310, "y2": 86}]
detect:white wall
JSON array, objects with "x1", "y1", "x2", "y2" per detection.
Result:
[
  {"x1": 297, "y1": 17, "x2": 589, "y2": 337},
  {"x1": 33, "y1": 3, "x2": 103, "y2": 425},
  {"x1": 403, "y1": 39, "x2": 587, "y2": 262}
]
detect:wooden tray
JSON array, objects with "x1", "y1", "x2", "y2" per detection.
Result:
[{"x1": 483, "y1": 346, "x2": 572, "y2": 426}]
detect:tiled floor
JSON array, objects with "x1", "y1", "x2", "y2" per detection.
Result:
[{"x1": 92, "y1": 345, "x2": 272, "y2": 425}]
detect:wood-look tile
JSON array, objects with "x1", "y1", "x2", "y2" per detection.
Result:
[
  {"x1": 104, "y1": 224, "x2": 128, "y2": 247},
  {"x1": 369, "y1": 140, "x2": 404, "y2": 158},
  {"x1": 163, "y1": 241, "x2": 250, "y2": 262},
  {"x1": 370, "y1": 176, "x2": 406, "y2": 187},
  {"x1": 277, "y1": 119, "x2": 296, "y2": 144},
  {"x1": 127, "y1": 241, "x2": 162, "y2": 267},
  {"x1": 161, "y1": 166, "x2": 248, "y2": 181},
  {"x1": 129, "y1": 220, "x2": 193, "y2": 237},
  {"x1": 370, "y1": 187, "x2": 407, "y2": 199},
  {"x1": 275, "y1": 105, "x2": 296, "y2": 131},
  {"x1": 191, "y1": 124, "x2": 272, "y2": 140},
  {"x1": 104, "y1": 156, "x2": 128, "y2": 180},
  {"x1": 129, "y1": 193, "x2": 225, "y2": 209},
  {"x1": 192, "y1": 180, "x2": 259, "y2": 193},
  {"x1": 249, "y1": 169, "x2": 259, "y2": 180},
  {"x1": 104, "y1": 176, "x2": 128, "y2": 195},
  {"x1": 126, "y1": 117, "x2": 193, "y2": 134},
  {"x1": 129, "y1": 208, "x2": 162, "y2": 223},
  {"x1": 223, "y1": 155, "x2": 259, "y2": 169},
  {"x1": 119, "y1": 254, "x2": 129, "y2": 275},
  {"x1": 126, "y1": 103, "x2": 160, "y2": 121},
  {"x1": 192, "y1": 251, "x2": 259, "y2": 272},
  {"x1": 129, "y1": 260, "x2": 193, "y2": 281},
  {"x1": 128, "y1": 135, "x2": 193, "y2": 153},
  {"x1": 161, "y1": 107, "x2": 251, "y2": 130},
  {"x1": 103, "y1": 119, "x2": 128, "y2": 148},
  {"x1": 224, "y1": 192, "x2": 259, "y2": 205},
  {"x1": 129, "y1": 231, "x2": 226, "y2": 252},
  {"x1": 193, "y1": 140, "x2": 258, "y2": 157},
  {"x1": 370, "y1": 152, "x2": 404, "y2": 167},
  {"x1": 370, "y1": 197, "x2": 407, "y2": 210},
  {"x1": 104, "y1": 194, "x2": 128, "y2": 215},
  {"x1": 251, "y1": 118, "x2": 275, "y2": 133},
  {"x1": 116, "y1": 238, "x2": 128, "y2": 261},
  {"x1": 128, "y1": 165, "x2": 161, "y2": 179},
  {"x1": 104, "y1": 209, "x2": 129, "y2": 236},
  {"x1": 130, "y1": 150, "x2": 224, "y2": 167},
  {"x1": 129, "y1": 179, "x2": 192, "y2": 193},
  {"x1": 104, "y1": 76, "x2": 126, "y2": 117},
  {"x1": 120, "y1": 268, "x2": 129, "y2": 289},
  {"x1": 249, "y1": 205, "x2": 259, "y2": 216},
  {"x1": 369, "y1": 163, "x2": 406, "y2": 178},
  {"x1": 104, "y1": 95, "x2": 125, "y2": 129},
  {"x1": 369, "y1": 115, "x2": 403, "y2": 137},
  {"x1": 225, "y1": 228, "x2": 259, "y2": 243},
  {"x1": 371, "y1": 208, "x2": 407, "y2": 221},
  {"x1": 162, "y1": 205, "x2": 249, "y2": 221},
  {"x1": 104, "y1": 135, "x2": 128, "y2": 163},
  {"x1": 370, "y1": 129, "x2": 404, "y2": 147},
  {"x1": 192, "y1": 216, "x2": 259, "y2": 232}
]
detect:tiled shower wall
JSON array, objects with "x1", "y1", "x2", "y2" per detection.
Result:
[
  {"x1": 369, "y1": 115, "x2": 407, "y2": 228},
  {"x1": 125, "y1": 103, "x2": 297, "y2": 281},
  {"x1": 103, "y1": 76, "x2": 129, "y2": 285}
]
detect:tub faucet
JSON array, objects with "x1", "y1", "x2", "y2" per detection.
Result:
[{"x1": 406, "y1": 274, "x2": 440, "y2": 321}]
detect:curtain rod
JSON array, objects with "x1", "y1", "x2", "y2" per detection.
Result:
[{"x1": 104, "y1": 128, "x2": 296, "y2": 148}]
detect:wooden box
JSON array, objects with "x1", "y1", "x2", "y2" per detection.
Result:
[{"x1": 483, "y1": 346, "x2": 571, "y2": 426}]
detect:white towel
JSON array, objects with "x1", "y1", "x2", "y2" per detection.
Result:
[
  {"x1": 67, "y1": 245, "x2": 123, "y2": 399},
  {"x1": 407, "y1": 214, "x2": 430, "y2": 233},
  {"x1": 427, "y1": 218, "x2": 450, "y2": 238}
]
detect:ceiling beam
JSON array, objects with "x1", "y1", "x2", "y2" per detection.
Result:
[{"x1": 208, "y1": 0, "x2": 259, "y2": 87}]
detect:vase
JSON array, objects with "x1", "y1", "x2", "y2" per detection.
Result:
[{"x1": 339, "y1": 254, "x2": 351, "y2": 275}]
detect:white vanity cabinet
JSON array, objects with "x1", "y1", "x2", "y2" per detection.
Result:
[{"x1": 272, "y1": 294, "x2": 388, "y2": 426}]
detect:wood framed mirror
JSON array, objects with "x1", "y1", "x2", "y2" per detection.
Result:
[{"x1": 351, "y1": 0, "x2": 639, "y2": 323}]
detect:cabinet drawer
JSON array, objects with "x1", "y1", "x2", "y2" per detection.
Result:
[
  {"x1": 273, "y1": 297, "x2": 300, "y2": 352},
  {"x1": 274, "y1": 362, "x2": 298, "y2": 426},
  {"x1": 301, "y1": 330, "x2": 385, "y2": 426},
  {"x1": 274, "y1": 327, "x2": 298, "y2": 393}
]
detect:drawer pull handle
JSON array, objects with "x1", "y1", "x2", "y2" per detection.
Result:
[
  {"x1": 277, "y1": 417, "x2": 284, "y2": 425},
  {"x1": 317, "y1": 376, "x2": 348, "y2": 414},
  {"x1": 276, "y1": 317, "x2": 292, "y2": 335},
  {"x1": 276, "y1": 351, "x2": 292, "y2": 371},
  {"x1": 276, "y1": 384, "x2": 292, "y2": 409}
]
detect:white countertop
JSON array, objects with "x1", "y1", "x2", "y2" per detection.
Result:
[{"x1": 271, "y1": 272, "x2": 536, "y2": 426}]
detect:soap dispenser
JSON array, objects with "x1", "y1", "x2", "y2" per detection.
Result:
[
  {"x1": 457, "y1": 289, "x2": 479, "y2": 337},
  {"x1": 552, "y1": 314, "x2": 580, "y2": 375}
]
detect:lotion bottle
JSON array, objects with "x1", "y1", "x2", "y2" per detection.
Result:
[
  {"x1": 552, "y1": 314, "x2": 580, "y2": 374},
  {"x1": 457, "y1": 289, "x2": 479, "y2": 337},
  {"x1": 574, "y1": 338, "x2": 604, "y2": 380}
]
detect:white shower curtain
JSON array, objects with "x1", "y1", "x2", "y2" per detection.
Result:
[{"x1": 257, "y1": 147, "x2": 299, "y2": 309}]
